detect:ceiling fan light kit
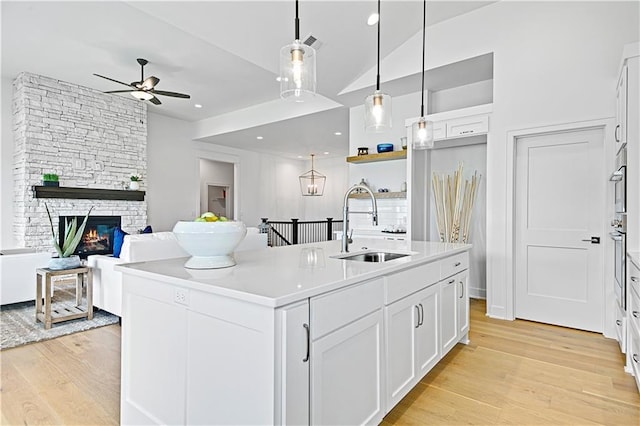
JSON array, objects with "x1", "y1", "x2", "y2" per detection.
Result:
[
  {"x1": 364, "y1": 0, "x2": 392, "y2": 133},
  {"x1": 280, "y1": 0, "x2": 317, "y2": 102},
  {"x1": 412, "y1": 0, "x2": 435, "y2": 150},
  {"x1": 94, "y1": 58, "x2": 190, "y2": 106}
]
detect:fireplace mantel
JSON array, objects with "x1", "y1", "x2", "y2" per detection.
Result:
[{"x1": 33, "y1": 186, "x2": 145, "y2": 201}]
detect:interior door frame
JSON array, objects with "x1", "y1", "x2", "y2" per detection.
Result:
[
  {"x1": 505, "y1": 118, "x2": 615, "y2": 336},
  {"x1": 195, "y1": 150, "x2": 240, "y2": 221}
]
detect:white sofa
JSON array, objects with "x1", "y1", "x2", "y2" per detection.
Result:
[
  {"x1": 0, "y1": 248, "x2": 52, "y2": 305},
  {"x1": 88, "y1": 228, "x2": 267, "y2": 317}
]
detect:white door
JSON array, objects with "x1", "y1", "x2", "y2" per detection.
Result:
[{"x1": 515, "y1": 128, "x2": 604, "y2": 332}]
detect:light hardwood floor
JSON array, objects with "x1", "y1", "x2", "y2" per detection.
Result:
[{"x1": 1, "y1": 299, "x2": 638, "y2": 425}]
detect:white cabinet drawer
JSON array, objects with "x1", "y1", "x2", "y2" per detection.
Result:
[
  {"x1": 310, "y1": 278, "x2": 383, "y2": 340},
  {"x1": 629, "y1": 260, "x2": 640, "y2": 296},
  {"x1": 630, "y1": 285, "x2": 640, "y2": 337},
  {"x1": 615, "y1": 301, "x2": 627, "y2": 353},
  {"x1": 446, "y1": 115, "x2": 488, "y2": 138},
  {"x1": 384, "y1": 262, "x2": 440, "y2": 305},
  {"x1": 440, "y1": 252, "x2": 469, "y2": 279},
  {"x1": 629, "y1": 328, "x2": 640, "y2": 393}
]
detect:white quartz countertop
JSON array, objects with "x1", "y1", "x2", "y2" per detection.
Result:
[
  {"x1": 629, "y1": 251, "x2": 640, "y2": 269},
  {"x1": 117, "y1": 239, "x2": 470, "y2": 308}
]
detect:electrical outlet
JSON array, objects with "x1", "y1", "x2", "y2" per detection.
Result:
[{"x1": 174, "y1": 288, "x2": 189, "y2": 306}]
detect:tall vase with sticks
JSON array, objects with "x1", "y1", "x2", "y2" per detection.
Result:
[{"x1": 432, "y1": 163, "x2": 481, "y2": 244}]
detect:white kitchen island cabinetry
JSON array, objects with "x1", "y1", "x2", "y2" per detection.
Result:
[{"x1": 118, "y1": 239, "x2": 471, "y2": 425}]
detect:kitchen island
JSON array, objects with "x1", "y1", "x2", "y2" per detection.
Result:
[{"x1": 117, "y1": 238, "x2": 471, "y2": 425}]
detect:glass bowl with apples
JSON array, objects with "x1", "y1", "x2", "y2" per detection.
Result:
[{"x1": 172, "y1": 212, "x2": 247, "y2": 269}]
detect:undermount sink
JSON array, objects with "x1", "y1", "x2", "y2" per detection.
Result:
[{"x1": 336, "y1": 251, "x2": 410, "y2": 263}]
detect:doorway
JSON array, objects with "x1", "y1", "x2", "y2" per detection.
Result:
[
  {"x1": 207, "y1": 184, "x2": 231, "y2": 219},
  {"x1": 514, "y1": 127, "x2": 605, "y2": 332}
]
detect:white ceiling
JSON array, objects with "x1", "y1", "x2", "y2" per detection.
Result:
[{"x1": 1, "y1": 1, "x2": 496, "y2": 159}]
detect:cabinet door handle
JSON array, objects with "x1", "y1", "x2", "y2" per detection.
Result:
[
  {"x1": 415, "y1": 305, "x2": 421, "y2": 328},
  {"x1": 615, "y1": 124, "x2": 620, "y2": 142},
  {"x1": 454, "y1": 262, "x2": 461, "y2": 267},
  {"x1": 634, "y1": 354, "x2": 639, "y2": 364},
  {"x1": 302, "y1": 324, "x2": 310, "y2": 363},
  {"x1": 633, "y1": 311, "x2": 639, "y2": 318},
  {"x1": 418, "y1": 303, "x2": 424, "y2": 326},
  {"x1": 616, "y1": 319, "x2": 622, "y2": 326},
  {"x1": 459, "y1": 281, "x2": 464, "y2": 299}
]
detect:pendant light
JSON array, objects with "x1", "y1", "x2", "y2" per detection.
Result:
[
  {"x1": 364, "y1": 0, "x2": 392, "y2": 133},
  {"x1": 280, "y1": 0, "x2": 316, "y2": 102},
  {"x1": 412, "y1": 0, "x2": 434, "y2": 149},
  {"x1": 299, "y1": 154, "x2": 326, "y2": 196}
]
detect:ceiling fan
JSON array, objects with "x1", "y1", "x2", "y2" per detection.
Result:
[{"x1": 94, "y1": 58, "x2": 190, "y2": 105}]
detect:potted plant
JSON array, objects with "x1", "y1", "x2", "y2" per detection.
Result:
[
  {"x1": 129, "y1": 174, "x2": 142, "y2": 190},
  {"x1": 45, "y1": 203, "x2": 93, "y2": 270},
  {"x1": 43, "y1": 173, "x2": 59, "y2": 187}
]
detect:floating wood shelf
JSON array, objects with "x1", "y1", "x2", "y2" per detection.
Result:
[
  {"x1": 346, "y1": 150, "x2": 407, "y2": 164},
  {"x1": 349, "y1": 191, "x2": 406, "y2": 199},
  {"x1": 33, "y1": 186, "x2": 145, "y2": 201}
]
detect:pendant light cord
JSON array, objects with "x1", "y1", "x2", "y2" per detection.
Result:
[
  {"x1": 295, "y1": 0, "x2": 300, "y2": 40},
  {"x1": 420, "y1": 0, "x2": 426, "y2": 117},
  {"x1": 376, "y1": 0, "x2": 381, "y2": 91}
]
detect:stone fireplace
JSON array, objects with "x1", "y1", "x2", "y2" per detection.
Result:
[
  {"x1": 58, "y1": 215, "x2": 121, "y2": 258},
  {"x1": 12, "y1": 72, "x2": 148, "y2": 251}
]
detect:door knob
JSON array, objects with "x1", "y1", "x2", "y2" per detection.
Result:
[{"x1": 581, "y1": 237, "x2": 600, "y2": 244}]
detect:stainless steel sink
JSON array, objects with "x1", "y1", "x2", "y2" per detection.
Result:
[{"x1": 338, "y1": 251, "x2": 409, "y2": 262}]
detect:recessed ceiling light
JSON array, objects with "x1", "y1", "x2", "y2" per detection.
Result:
[
  {"x1": 256, "y1": 136, "x2": 264, "y2": 140},
  {"x1": 367, "y1": 13, "x2": 379, "y2": 26},
  {"x1": 194, "y1": 104, "x2": 203, "y2": 108},
  {"x1": 324, "y1": 151, "x2": 329, "y2": 155},
  {"x1": 334, "y1": 131, "x2": 342, "y2": 136},
  {"x1": 297, "y1": 155, "x2": 303, "y2": 159}
]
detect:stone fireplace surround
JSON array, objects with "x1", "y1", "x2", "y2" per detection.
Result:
[{"x1": 12, "y1": 72, "x2": 148, "y2": 251}]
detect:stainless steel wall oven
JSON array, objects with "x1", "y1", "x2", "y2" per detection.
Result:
[{"x1": 610, "y1": 145, "x2": 627, "y2": 310}]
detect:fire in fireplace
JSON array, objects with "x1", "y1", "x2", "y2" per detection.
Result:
[{"x1": 58, "y1": 215, "x2": 121, "y2": 259}]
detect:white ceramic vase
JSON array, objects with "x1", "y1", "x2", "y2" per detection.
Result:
[{"x1": 129, "y1": 181, "x2": 140, "y2": 190}]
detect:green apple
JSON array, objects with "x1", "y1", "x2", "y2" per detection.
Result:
[
  {"x1": 194, "y1": 217, "x2": 206, "y2": 222},
  {"x1": 219, "y1": 216, "x2": 228, "y2": 222}
]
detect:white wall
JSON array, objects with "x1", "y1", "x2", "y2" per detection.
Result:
[
  {"x1": 1, "y1": 77, "x2": 15, "y2": 248},
  {"x1": 385, "y1": 1, "x2": 639, "y2": 319}
]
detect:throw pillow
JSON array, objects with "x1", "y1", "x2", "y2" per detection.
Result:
[
  {"x1": 142, "y1": 225, "x2": 153, "y2": 234},
  {"x1": 113, "y1": 227, "x2": 128, "y2": 258}
]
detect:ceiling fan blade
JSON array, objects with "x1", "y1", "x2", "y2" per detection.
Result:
[
  {"x1": 149, "y1": 96, "x2": 162, "y2": 105},
  {"x1": 93, "y1": 73, "x2": 136, "y2": 89},
  {"x1": 104, "y1": 90, "x2": 135, "y2": 94},
  {"x1": 151, "y1": 90, "x2": 191, "y2": 99},
  {"x1": 141, "y1": 76, "x2": 160, "y2": 90}
]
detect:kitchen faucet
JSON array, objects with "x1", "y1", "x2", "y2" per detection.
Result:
[{"x1": 342, "y1": 184, "x2": 379, "y2": 252}]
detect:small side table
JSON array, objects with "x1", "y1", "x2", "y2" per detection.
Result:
[{"x1": 35, "y1": 266, "x2": 93, "y2": 330}]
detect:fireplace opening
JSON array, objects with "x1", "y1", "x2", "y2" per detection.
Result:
[{"x1": 58, "y1": 215, "x2": 121, "y2": 259}]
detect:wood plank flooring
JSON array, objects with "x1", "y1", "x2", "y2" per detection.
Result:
[{"x1": 1, "y1": 299, "x2": 638, "y2": 425}]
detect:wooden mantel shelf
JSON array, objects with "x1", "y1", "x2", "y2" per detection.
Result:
[
  {"x1": 346, "y1": 150, "x2": 407, "y2": 164},
  {"x1": 33, "y1": 186, "x2": 145, "y2": 201}
]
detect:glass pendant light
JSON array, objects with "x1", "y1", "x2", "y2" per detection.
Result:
[
  {"x1": 299, "y1": 154, "x2": 326, "y2": 196},
  {"x1": 412, "y1": 0, "x2": 434, "y2": 149},
  {"x1": 364, "y1": 0, "x2": 392, "y2": 133},
  {"x1": 280, "y1": 0, "x2": 316, "y2": 102}
]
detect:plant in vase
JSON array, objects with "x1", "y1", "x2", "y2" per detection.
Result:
[
  {"x1": 45, "y1": 203, "x2": 93, "y2": 270},
  {"x1": 129, "y1": 174, "x2": 142, "y2": 190},
  {"x1": 42, "y1": 173, "x2": 59, "y2": 187}
]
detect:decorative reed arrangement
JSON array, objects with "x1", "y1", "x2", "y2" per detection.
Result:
[{"x1": 432, "y1": 163, "x2": 481, "y2": 243}]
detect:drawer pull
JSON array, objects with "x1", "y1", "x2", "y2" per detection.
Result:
[
  {"x1": 302, "y1": 324, "x2": 310, "y2": 363},
  {"x1": 454, "y1": 262, "x2": 462, "y2": 267},
  {"x1": 634, "y1": 354, "x2": 639, "y2": 364},
  {"x1": 448, "y1": 279, "x2": 455, "y2": 284},
  {"x1": 616, "y1": 320, "x2": 622, "y2": 326},
  {"x1": 633, "y1": 311, "x2": 639, "y2": 318},
  {"x1": 631, "y1": 276, "x2": 639, "y2": 282}
]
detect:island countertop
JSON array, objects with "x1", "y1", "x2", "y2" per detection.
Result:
[{"x1": 116, "y1": 238, "x2": 470, "y2": 308}]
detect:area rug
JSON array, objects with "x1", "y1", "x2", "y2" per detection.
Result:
[{"x1": 1, "y1": 283, "x2": 119, "y2": 350}]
